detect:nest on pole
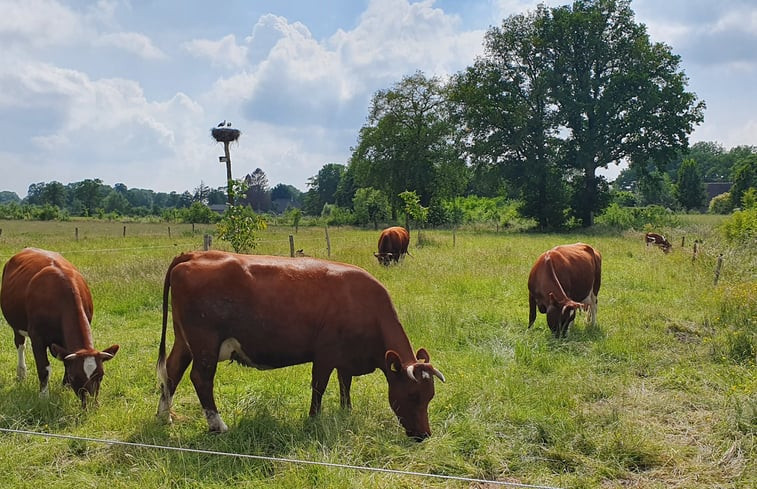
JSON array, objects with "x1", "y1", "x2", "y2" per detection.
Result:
[{"x1": 211, "y1": 127, "x2": 241, "y2": 143}]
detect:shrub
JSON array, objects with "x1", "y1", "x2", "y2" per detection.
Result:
[
  {"x1": 595, "y1": 204, "x2": 680, "y2": 231},
  {"x1": 708, "y1": 192, "x2": 733, "y2": 214},
  {"x1": 720, "y1": 207, "x2": 757, "y2": 243}
]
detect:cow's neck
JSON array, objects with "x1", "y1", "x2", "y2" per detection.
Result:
[
  {"x1": 380, "y1": 318, "x2": 416, "y2": 364},
  {"x1": 61, "y1": 301, "x2": 95, "y2": 351}
]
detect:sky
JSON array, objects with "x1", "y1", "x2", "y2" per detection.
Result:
[{"x1": 1, "y1": 0, "x2": 756, "y2": 199}]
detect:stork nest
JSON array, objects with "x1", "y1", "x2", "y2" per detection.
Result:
[{"x1": 211, "y1": 127, "x2": 241, "y2": 143}]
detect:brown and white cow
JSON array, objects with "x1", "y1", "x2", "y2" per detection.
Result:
[
  {"x1": 528, "y1": 243, "x2": 602, "y2": 338},
  {"x1": 645, "y1": 232, "x2": 672, "y2": 253},
  {"x1": 374, "y1": 226, "x2": 410, "y2": 266},
  {"x1": 1, "y1": 248, "x2": 119, "y2": 407},
  {"x1": 156, "y1": 251, "x2": 444, "y2": 440}
]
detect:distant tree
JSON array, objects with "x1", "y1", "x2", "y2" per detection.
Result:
[
  {"x1": 40, "y1": 181, "x2": 67, "y2": 208},
  {"x1": 243, "y1": 168, "x2": 271, "y2": 212},
  {"x1": 103, "y1": 191, "x2": 130, "y2": 214},
  {"x1": 353, "y1": 187, "x2": 390, "y2": 230},
  {"x1": 638, "y1": 170, "x2": 676, "y2": 208},
  {"x1": 182, "y1": 201, "x2": 217, "y2": 224},
  {"x1": 730, "y1": 154, "x2": 757, "y2": 209},
  {"x1": 114, "y1": 182, "x2": 128, "y2": 195},
  {"x1": 193, "y1": 181, "x2": 211, "y2": 204},
  {"x1": 178, "y1": 191, "x2": 193, "y2": 208},
  {"x1": 303, "y1": 164, "x2": 345, "y2": 215},
  {"x1": 207, "y1": 187, "x2": 227, "y2": 205},
  {"x1": 0, "y1": 191, "x2": 20, "y2": 204},
  {"x1": 399, "y1": 190, "x2": 428, "y2": 231},
  {"x1": 217, "y1": 179, "x2": 267, "y2": 253},
  {"x1": 25, "y1": 182, "x2": 46, "y2": 205},
  {"x1": 72, "y1": 179, "x2": 108, "y2": 216},
  {"x1": 674, "y1": 158, "x2": 707, "y2": 210}
]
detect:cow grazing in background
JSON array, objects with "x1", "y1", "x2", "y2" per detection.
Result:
[
  {"x1": 645, "y1": 232, "x2": 672, "y2": 253},
  {"x1": 528, "y1": 243, "x2": 602, "y2": 338},
  {"x1": 374, "y1": 226, "x2": 410, "y2": 266},
  {"x1": 156, "y1": 251, "x2": 444, "y2": 440},
  {"x1": 1, "y1": 248, "x2": 119, "y2": 407}
]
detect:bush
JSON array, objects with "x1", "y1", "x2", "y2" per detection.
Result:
[
  {"x1": 595, "y1": 204, "x2": 680, "y2": 231},
  {"x1": 720, "y1": 207, "x2": 757, "y2": 243},
  {"x1": 321, "y1": 204, "x2": 354, "y2": 226},
  {"x1": 708, "y1": 192, "x2": 733, "y2": 214}
]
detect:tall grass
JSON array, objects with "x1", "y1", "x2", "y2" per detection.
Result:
[{"x1": 0, "y1": 219, "x2": 753, "y2": 488}]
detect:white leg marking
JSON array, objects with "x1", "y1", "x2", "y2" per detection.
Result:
[
  {"x1": 83, "y1": 357, "x2": 97, "y2": 379},
  {"x1": 205, "y1": 410, "x2": 228, "y2": 433},
  {"x1": 40, "y1": 366, "x2": 52, "y2": 398},
  {"x1": 16, "y1": 344, "x2": 27, "y2": 380}
]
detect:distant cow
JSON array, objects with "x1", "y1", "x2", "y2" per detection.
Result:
[
  {"x1": 528, "y1": 243, "x2": 602, "y2": 338},
  {"x1": 374, "y1": 226, "x2": 410, "y2": 266},
  {"x1": 1, "y1": 248, "x2": 119, "y2": 407},
  {"x1": 156, "y1": 251, "x2": 444, "y2": 440},
  {"x1": 645, "y1": 232, "x2": 672, "y2": 253}
]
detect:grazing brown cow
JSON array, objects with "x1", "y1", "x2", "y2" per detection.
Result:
[
  {"x1": 645, "y1": 232, "x2": 672, "y2": 253},
  {"x1": 1, "y1": 248, "x2": 119, "y2": 407},
  {"x1": 528, "y1": 243, "x2": 602, "y2": 338},
  {"x1": 374, "y1": 226, "x2": 410, "y2": 266},
  {"x1": 156, "y1": 251, "x2": 444, "y2": 440}
]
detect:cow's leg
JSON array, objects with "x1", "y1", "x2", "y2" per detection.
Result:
[
  {"x1": 188, "y1": 351, "x2": 226, "y2": 433},
  {"x1": 30, "y1": 340, "x2": 51, "y2": 398},
  {"x1": 14, "y1": 330, "x2": 27, "y2": 380},
  {"x1": 588, "y1": 292, "x2": 598, "y2": 326},
  {"x1": 528, "y1": 293, "x2": 537, "y2": 328},
  {"x1": 337, "y1": 368, "x2": 352, "y2": 410},
  {"x1": 309, "y1": 361, "x2": 333, "y2": 416},
  {"x1": 157, "y1": 339, "x2": 193, "y2": 422}
]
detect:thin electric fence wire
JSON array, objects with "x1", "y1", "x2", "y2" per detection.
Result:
[{"x1": 0, "y1": 427, "x2": 563, "y2": 489}]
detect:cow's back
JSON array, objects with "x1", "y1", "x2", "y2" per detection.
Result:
[
  {"x1": 1, "y1": 248, "x2": 93, "y2": 331},
  {"x1": 549, "y1": 243, "x2": 600, "y2": 298},
  {"x1": 168, "y1": 252, "x2": 397, "y2": 371},
  {"x1": 378, "y1": 227, "x2": 409, "y2": 254}
]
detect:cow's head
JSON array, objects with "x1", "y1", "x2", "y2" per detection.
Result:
[
  {"x1": 374, "y1": 252, "x2": 394, "y2": 266},
  {"x1": 51, "y1": 344, "x2": 119, "y2": 407},
  {"x1": 384, "y1": 348, "x2": 444, "y2": 441},
  {"x1": 546, "y1": 292, "x2": 588, "y2": 337}
]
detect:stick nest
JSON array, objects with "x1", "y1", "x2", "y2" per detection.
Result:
[{"x1": 211, "y1": 127, "x2": 241, "y2": 143}]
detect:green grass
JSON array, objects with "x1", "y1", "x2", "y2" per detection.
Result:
[{"x1": 0, "y1": 219, "x2": 754, "y2": 488}]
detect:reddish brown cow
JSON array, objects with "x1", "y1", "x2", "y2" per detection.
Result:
[
  {"x1": 374, "y1": 226, "x2": 410, "y2": 266},
  {"x1": 156, "y1": 251, "x2": 444, "y2": 440},
  {"x1": 1, "y1": 248, "x2": 119, "y2": 406},
  {"x1": 528, "y1": 243, "x2": 602, "y2": 338},
  {"x1": 645, "y1": 232, "x2": 672, "y2": 253}
]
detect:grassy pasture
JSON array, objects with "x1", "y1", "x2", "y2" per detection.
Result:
[{"x1": 0, "y1": 218, "x2": 753, "y2": 488}]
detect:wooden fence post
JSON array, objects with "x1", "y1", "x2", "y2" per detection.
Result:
[
  {"x1": 123, "y1": 225, "x2": 127, "y2": 237},
  {"x1": 692, "y1": 241, "x2": 699, "y2": 261},
  {"x1": 75, "y1": 227, "x2": 79, "y2": 241},
  {"x1": 453, "y1": 227, "x2": 456, "y2": 247},
  {"x1": 192, "y1": 223, "x2": 195, "y2": 234},
  {"x1": 325, "y1": 226, "x2": 331, "y2": 258},
  {"x1": 168, "y1": 226, "x2": 171, "y2": 238},
  {"x1": 203, "y1": 234, "x2": 212, "y2": 251},
  {"x1": 289, "y1": 235, "x2": 295, "y2": 258},
  {"x1": 713, "y1": 254, "x2": 724, "y2": 285},
  {"x1": 681, "y1": 236, "x2": 685, "y2": 248}
]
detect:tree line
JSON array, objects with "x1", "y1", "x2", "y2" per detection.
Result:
[{"x1": 2, "y1": 0, "x2": 756, "y2": 229}]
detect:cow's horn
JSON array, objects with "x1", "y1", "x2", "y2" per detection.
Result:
[
  {"x1": 64, "y1": 353, "x2": 77, "y2": 361},
  {"x1": 100, "y1": 352, "x2": 114, "y2": 359},
  {"x1": 431, "y1": 367, "x2": 446, "y2": 383},
  {"x1": 405, "y1": 365, "x2": 419, "y2": 382}
]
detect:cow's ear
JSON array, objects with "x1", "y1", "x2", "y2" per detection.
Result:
[
  {"x1": 50, "y1": 343, "x2": 70, "y2": 360},
  {"x1": 385, "y1": 350, "x2": 403, "y2": 375},
  {"x1": 99, "y1": 344, "x2": 120, "y2": 361},
  {"x1": 416, "y1": 348, "x2": 430, "y2": 363},
  {"x1": 548, "y1": 292, "x2": 559, "y2": 306}
]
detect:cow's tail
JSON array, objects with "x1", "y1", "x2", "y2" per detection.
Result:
[{"x1": 157, "y1": 252, "x2": 193, "y2": 388}]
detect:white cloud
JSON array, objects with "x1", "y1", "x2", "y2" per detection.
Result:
[
  {"x1": 0, "y1": 0, "x2": 84, "y2": 48},
  {"x1": 183, "y1": 34, "x2": 248, "y2": 69},
  {"x1": 96, "y1": 31, "x2": 167, "y2": 60}
]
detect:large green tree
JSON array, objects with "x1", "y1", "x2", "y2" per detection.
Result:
[
  {"x1": 450, "y1": 5, "x2": 569, "y2": 229},
  {"x1": 546, "y1": 0, "x2": 704, "y2": 225},
  {"x1": 674, "y1": 158, "x2": 707, "y2": 210},
  {"x1": 350, "y1": 71, "x2": 462, "y2": 217},
  {"x1": 303, "y1": 163, "x2": 345, "y2": 215}
]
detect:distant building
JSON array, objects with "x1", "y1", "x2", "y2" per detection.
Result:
[
  {"x1": 705, "y1": 182, "x2": 732, "y2": 202},
  {"x1": 209, "y1": 204, "x2": 227, "y2": 214}
]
